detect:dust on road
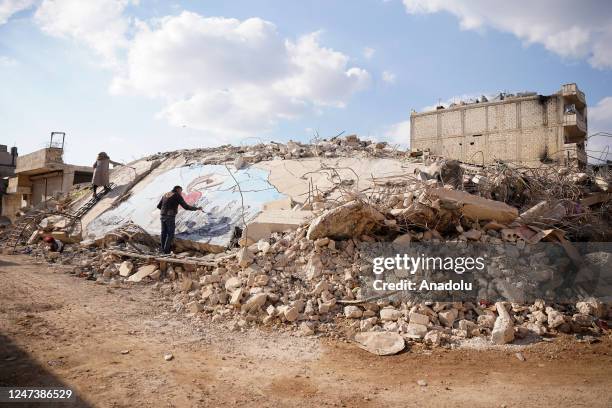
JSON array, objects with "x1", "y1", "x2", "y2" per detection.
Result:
[{"x1": 1, "y1": 255, "x2": 611, "y2": 407}]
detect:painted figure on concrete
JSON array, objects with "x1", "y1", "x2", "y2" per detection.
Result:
[
  {"x1": 157, "y1": 185, "x2": 204, "y2": 254},
  {"x1": 92, "y1": 152, "x2": 123, "y2": 198}
]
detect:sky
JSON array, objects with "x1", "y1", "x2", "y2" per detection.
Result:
[{"x1": 1, "y1": 0, "x2": 611, "y2": 165}]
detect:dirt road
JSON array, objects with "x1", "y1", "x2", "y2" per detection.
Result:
[{"x1": 1, "y1": 254, "x2": 611, "y2": 407}]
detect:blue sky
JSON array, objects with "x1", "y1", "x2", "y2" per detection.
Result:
[{"x1": 1, "y1": 0, "x2": 611, "y2": 165}]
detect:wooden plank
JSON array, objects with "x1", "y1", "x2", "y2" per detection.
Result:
[{"x1": 108, "y1": 249, "x2": 234, "y2": 267}]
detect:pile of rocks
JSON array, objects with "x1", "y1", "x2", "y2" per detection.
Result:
[
  {"x1": 10, "y1": 135, "x2": 612, "y2": 355},
  {"x1": 51, "y1": 209, "x2": 608, "y2": 353}
]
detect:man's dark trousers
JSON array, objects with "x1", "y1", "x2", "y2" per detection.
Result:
[{"x1": 160, "y1": 215, "x2": 176, "y2": 254}]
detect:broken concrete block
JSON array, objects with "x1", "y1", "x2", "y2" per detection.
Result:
[
  {"x1": 304, "y1": 254, "x2": 323, "y2": 280},
  {"x1": 576, "y1": 299, "x2": 607, "y2": 318},
  {"x1": 243, "y1": 210, "x2": 313, "y2": 243},
  {"x1": 237, "y1": 247, "x2": 254, "y2": 268},
  {"x1": 119, "y1": 261, "x2": 134, "y2": 277},
  {"x1": 306, "y1": 201, "x2": 384, "y2": 241},
  {"x1": 353, "y1": 332, "x2": 405, "y2": 356},
  {"x1": 424, "y1": 330, "x2": 443, "y2": 346},
  {"x1": 299, "y1": 322, "x2": 315, "y2": 336},
  {"x1": 127, "y1": 264, "x2": 158, "y2": 282},
  {"x1": 243, "y1": 293, "x2": 267, "y2": 313},
  {"x1": 477, "y1": 314, "x2": 496, "y2": 329},
  {"x1": 428, "y1": 188, "x2": 518, "y2": 223},
  {"x1": 225, "y1": 277, "x2": 242, "y2": 292},
  {"x1": 230, "y1": 288, "x2": 244, "y2": 305},
  {"x1": 380, "y1": 307, "x2": 402, "y2": 321},
  {"x1": 200, "y1": 274, "x2": 221, "y2": 285},
  {"x1": 404, "y1": 323, "x2": 428, "y2": 339},
  {"x1": 438, "y1": 308, "x2": 458, "y2": 328},
  {"x1": 546, "y1": 308, "x2": 565, "y2": 329},
  {"x1": 491, "y1": 302, "x2": 515, "y2": 345},
  {"x1": 281, "y1": 306, "x2": 299, "y2": 322},
  {"x1": 344, "y1": 306, "x2": 363, "y2": 319},
  {"x1": 409, "y1": 312, "x2": 429, "y2": 326}
]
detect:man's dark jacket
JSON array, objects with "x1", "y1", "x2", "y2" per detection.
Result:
[{"x1": 157, "y1": 191, "x2": 199, "y2": 216}]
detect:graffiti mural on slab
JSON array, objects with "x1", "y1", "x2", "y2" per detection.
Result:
[{"x1": 87, "y1": 164, "x2": 284, "y2": 247}]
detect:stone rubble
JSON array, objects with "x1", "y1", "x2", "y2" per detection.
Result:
[{"x1": 5, "y1": 134, "x2": 611, "y2": 355}]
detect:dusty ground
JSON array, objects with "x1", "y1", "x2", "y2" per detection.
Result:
[{"x1": 1, "y1": 254, "x2": 611, "y2": 408}]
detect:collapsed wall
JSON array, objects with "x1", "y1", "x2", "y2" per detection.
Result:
[{"x1": 80, "y1": 137, "x2": 417, "y2": 252}]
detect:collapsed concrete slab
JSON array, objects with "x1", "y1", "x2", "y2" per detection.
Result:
[
  {"x1": 428, "y1": 188, "x2": 519, "y2": 223},
  {"x1": 262, "y1": 197, "x2": 293, "y2": 211},
  {"x1": 256, "y1": 157, "x2": 420, "y2": 205},
  {"x1": 86, "y1": 163, "x2": 284, "y2": 252}
]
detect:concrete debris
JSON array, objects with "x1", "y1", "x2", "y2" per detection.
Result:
[
  {"x1": 353, "y1": 332, "x2": 406, "y2": 356},
  {"x1": 306, "y1": 201, "x2": 384, "y2": 241},
  {"x1": 127, "y1": 264, "x2": 158, "y2": 283},
  {"x1": 119, "y1": 261, "x2": 134, "y2": 277},
  {"x1": 7, "y1": 134, "x2": 612, "y2": 356},
  {"x1": 428, "y1": 188, "x2": 519, "y2": 223},
  {"x1": 491, "y1": 302, "x2": 515, "y2": 345}
]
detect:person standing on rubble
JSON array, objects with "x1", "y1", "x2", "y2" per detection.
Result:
[
  {"x1": 92, "y1": 152, "x2": 123, "y2": 198},
  {"x1": 157, "y1": 186, "x2": 203, "y2": 254}
]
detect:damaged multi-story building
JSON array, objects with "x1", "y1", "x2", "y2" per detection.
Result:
[{"x1": 410, "y1": 83, "x2": 587, "y2": 166}]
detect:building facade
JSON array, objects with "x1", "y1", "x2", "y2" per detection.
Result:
[
  {"x1": 2, "y1": 147, "x2": 92, "y2": 222},
  {"x1": 410, "y1": 83, "x2": 587, "y2": 166}
]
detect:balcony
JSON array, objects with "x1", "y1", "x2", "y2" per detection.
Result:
[
  {"x1": 561, "y1": 83, "x2": 586, "y2": 109},
  {"x1": 563, "y1": 111, "x2": 587, "y2": 142}
]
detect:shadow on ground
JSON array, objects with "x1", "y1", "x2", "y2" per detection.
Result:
[{"x1": 0, "y1": 332, "x2": 92, "y2": 407}]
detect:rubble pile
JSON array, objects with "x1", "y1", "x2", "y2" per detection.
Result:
[
  {"x1": 145, "y1": 134, "x2": 404, "y2": 166},
  {"x1": 5, "y1": 135, "x2": 612, "y2": 354}
]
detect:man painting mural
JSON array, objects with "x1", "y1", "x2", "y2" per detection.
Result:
[{"x1": 157, "y1": 186, "x2": 203, "y2": 254}]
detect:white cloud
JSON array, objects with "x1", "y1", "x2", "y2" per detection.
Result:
[
  {"x1": 0, "y1": 0, "x2": 35, "y2": 25},
  {"x1": 402, "y1": 0, "x2": 612, "y2": 69},
  {"x1": 590, "y1": 96, "x2": 612, "y2": 130},
  {"x1": 0, "y1": 55, "x2": 18, "y2": 66},
  {"x1": 382, "y1": 70, "x2": 396, "y2": 84},
  {"x1": 363, "y1": 46, "x2": 375, "y2": 59},
  {"x1": 112, "y1": 12, "x2": 370, "y2": 139},
  {"x1": 383, "y1": 119, "x2": 411, "y2": 147},
  {"x1": 588, "y1": 96, "x2": 612, "y2": 162},
  {"x1": 34, "y1": 0, "x2": 132, "y2": 66}
]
